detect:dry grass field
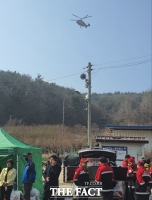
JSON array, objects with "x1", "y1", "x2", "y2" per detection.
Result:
[{"x1": 2, "y1": 124, "x2": 101, "y2": 154}]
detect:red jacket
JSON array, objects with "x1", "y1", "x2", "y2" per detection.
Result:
[
  {"x1": 136, "y1": 166, "x2": 150, "y2": 185},
  {"x1": 121, "y1": 159, "x2": 128, "y2": 167},
  {"x1": 127, "y1": 166, "x2": 137, "y2": 188},
  {"x1": 127, "y1": 166, "x2": 136, "y2": 175},
  {"x1": 149, "y1": 165, "x2": 152, "y2": 175},
  {"x1": 135, "y1": 166, "x2": 151, "y2": 194},
  {"x1": 95, "y1": 163, "x2": 114, "y2": 191},
  {"x1": 73, "y1": 166, "x2": 89, "y2": 186},
  {"x1": 127, "y1": 164, "x2": 137, "y2": 175},
  {"x1": 148, "y1": 165, "x2": 152, "y2": 184}
]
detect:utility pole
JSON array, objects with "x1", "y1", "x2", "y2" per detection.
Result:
[
  {"x1": 62, "y1": 98, "x2": 65, "y2": 134},
  {"x1": 87, "y1": 62, "x2": 92, "y2": 148},
  {"x1": 80, "y1": 62, "x2": 92, "y2": 148}
]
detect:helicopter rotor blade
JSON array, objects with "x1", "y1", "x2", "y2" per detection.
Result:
[
  {"x1": 83, "y1": 15, "x2": 92, "y2": 19},
  {"x1": 82, "y1": 15, "x2": 89, "y2": 19},
  {"x1": 72, "y1": 14, "x2": 81, "y2": 19},
  {"x1": 70, "y1": 19, "x2": 78, "y2": 21}
]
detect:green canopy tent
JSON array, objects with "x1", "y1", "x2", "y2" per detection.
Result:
[{"x1": 0, "y1": 128, "x2": 43, "y2": 199}]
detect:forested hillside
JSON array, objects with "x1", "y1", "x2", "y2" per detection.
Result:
[
  {"x1": 92, "y1": 91, "x2": 152, "y2": 126},
  {"x1": 0, "y1": 70, "x2": 151, "y2": 128}
]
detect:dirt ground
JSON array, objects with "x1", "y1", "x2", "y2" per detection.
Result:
[
  {"x1": 59, "y1": 167, "x2": 73, "y2": 188},
  {"x1": 59, "y1": 167, "x2": 64, "y2": 184}
]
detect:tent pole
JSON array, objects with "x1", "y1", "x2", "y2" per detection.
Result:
[{"x1": 17, "y1": 154, "x2": 19, "y2": 190}]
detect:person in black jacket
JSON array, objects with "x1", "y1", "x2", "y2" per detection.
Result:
[{"x1": 43, "y1": 155, "x2": 61, "y2": 200}]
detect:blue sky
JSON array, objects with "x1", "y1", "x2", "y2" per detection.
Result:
[{"x1": 0, "y1": 0, "x2": 151, "y2": 93}]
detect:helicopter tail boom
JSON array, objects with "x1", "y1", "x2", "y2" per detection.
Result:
[{"x1": 85, "y1": 24, "x2": 90, "y2": 28}]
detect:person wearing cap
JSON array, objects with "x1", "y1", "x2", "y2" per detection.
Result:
[
  {"x1": 127, "y1": 157, "x2": 137, "y2": 200},
  {"x1": 73, "y1": 158, "x2": 89, "y2": 200},
  {"x1": 135, "y1": 159, "x2": 151, "y2": 200},
  {"x1": 121, "y1": 154, "x2": 130, "y2": 167},
  {"x1": 0, "y1": 159, "x2": 16, "y2": 200},
  {"x1": 140, "y1": 157, "x2": 146, "y2": 162},
  {"x1": 22, "y1": 153, "x2": 36, "y2": 200},
  {"x1": 43, "y1": 155, "x2": 61, "y2": 200},
  {"x1": 95, "y1": 156, "x2": 114, "y2": 200}
]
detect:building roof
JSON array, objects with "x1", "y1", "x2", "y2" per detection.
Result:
[
  {"x1": 106, "y1": 125, "x2": 152, "y2": 131},
  {"x1": 96, "y1": 136, "x2": 149, "y2": 144}
]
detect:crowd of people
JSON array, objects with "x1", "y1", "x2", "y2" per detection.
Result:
[
  {"x1": 0, "y1": 153, "x2": 36, "y2": 200},
  {"x1": 0, "y1": 153, "x2": 62, "y2": 200},
  {"x1": 1, "y1": 153, "x2": 152, "y2": 200},
  {"x1": 73, "y1": 156, "x2": 117, "y2": 200},
  {"x1": 73, "y1": 155, "x2": 152, "y2": 200},
  {"x1": 0, "y1": 152, "x2": 94, "y2": 200},
  {"x1": 121, "y1": 154, "x2": 152, "y2": 200}
]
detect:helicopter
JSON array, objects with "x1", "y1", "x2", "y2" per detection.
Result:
[{"x1": 70, "y1": 14, "x2": 92, "y2": 28}]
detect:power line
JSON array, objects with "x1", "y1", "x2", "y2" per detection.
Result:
[
  {"x1": 0, "y1": 71, "x2": 86, "y2": 91},
  {"x1": 91, "y1": 59, "x2": 151, "y2": 81},
  {"x1": 92, "y1": 69, "x2": 100, "y2": 80},
  {"x1": 27, "y1": 59, "x2": 152, "y2": 83},
  {"x1": 44, "y1": 68, "x2": 84, "y2": 79},
  {"x1": 48, "y1": 59, "x2": 151, "y2": 82},
  {"x1": 47, "y1": 72, "x2": 84, "y2": 81},
  {"x1": 45, "y1": 55, "x2": 151, "y2": 78},
  {"x1": 93, "y1": 55, "x2": 151, "y2": 67},
  {"x1": 93, "y1": 59, "x2": 151, "y2": 71},
  {"x1": 0, "y1": 59, "x2": 151, "y2": 91},
  {"x1": 40, "y1": 55, "x2": 152, "y2": 79},
  {"x1": 44, "y1": 55, "x2": 151, "y2": 79}
]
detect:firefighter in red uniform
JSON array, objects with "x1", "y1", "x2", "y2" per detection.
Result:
[
  {"x1": 121, "y1": 154, "x2": 130, "y2": 200},
  {"x1": 121, "y1": 154, "x2": 130, "y2": 167},
  {"x1": 127, "y1": 157, "x2": 137, "y2": 200},
  {"x1": 135, "y1": 159, "x2": 151, "y2": 200},
  {"x1": 95, "y1": 156, "x2": 115, "y2": 200},
  {"x1": 73, "y1": 158, "x2": 89, "y2": 200},
  {"x1": 149, "y1": 164, "x2": 152, "y2": 189}
]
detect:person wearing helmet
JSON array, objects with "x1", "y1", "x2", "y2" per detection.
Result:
[{"x1": 73, "y1": 158, "x2": 89, "y2": 200}]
